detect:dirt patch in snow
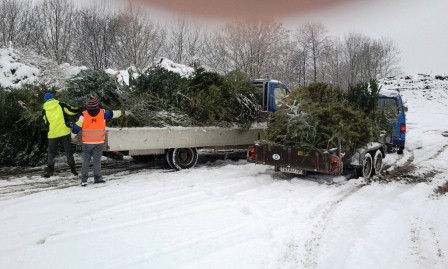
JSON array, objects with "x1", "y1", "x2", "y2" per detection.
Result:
[{"x1": 435, "y1": 181, "x2": 448, "y2": 195}]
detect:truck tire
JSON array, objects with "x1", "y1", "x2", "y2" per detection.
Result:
[
  {"x1": 171, "y1": 148, "x2": 199, "y2": 170},
  {"x1": 165, "y1": 149, "x2": 175, "y2": 169},
  {"x1": 397, "y1": 146, "x2": 404, "y2": 155},
  {"x1": 361, "y1": 153, "x2": 373, "y2": 179},
  {"x1": 373, "y1": 150, "x2": 383, "y2": 176}
]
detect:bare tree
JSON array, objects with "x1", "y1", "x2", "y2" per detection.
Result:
[
  {"x1": 217, "y1": 20, "x2": 288, "y2": 79},
  {"x1": 73, "y1": 1, "x2": 119, "y2": 69},
  {"x1": 296, "y1": 22, "x2": 329, "y2": 83},
  {"x1": 112, "y1": 3, "x2": 166, "y2": 70},
  {"x1": 342, "y1": 32, "x2": 367, "y2": 85},
  {"x1": 340, "y1": 32, "x2": 401, "y2": 86},
  {"x1": 164, "y1": 17, "x2": 202, "y2": 66},
  {"x1": 34, "y1": 0, "x2": 75, "y2": 64},
  {"x1": 200, "y1": 29, "x2": 230, "y2": 72},
  {"x1": 321, "y1": 37, "x2": 345, "y2": 87},
  {"x1": 0, "y1": 0, "x2": 37, "y2": 48},
  {"x1": 378, "y1": 37, "x2": 401, "y2": 77}
]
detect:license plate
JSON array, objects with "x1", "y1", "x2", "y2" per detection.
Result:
[{"x1": 279, "y1": 167, "x2": 304, "y2": 174}]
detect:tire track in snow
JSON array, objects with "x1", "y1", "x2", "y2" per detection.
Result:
[
  {"x1": 409, "y1": 218, "x2": 447, "y2": 269},
  {"x1": 300, "y1": 183, "x2": 365, "y2": 269},
  {"x1": 419, "y1": 143, "x2": 448, "y2": 164},
  {"x1": 272, "y1": 182, "x2": 365, "y2": 269}
]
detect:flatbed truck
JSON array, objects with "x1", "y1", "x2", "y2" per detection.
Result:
[{"x1": 99, "y1": 79, "x2": 290, "y2": 170}]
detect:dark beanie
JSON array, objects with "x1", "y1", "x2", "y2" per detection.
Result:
[
  {"x1": 87, "y1": 96, "x2": 100, "y2": 108},
  {"x1": 44, "y1": 92, "x2": 54, "y2": 101}
]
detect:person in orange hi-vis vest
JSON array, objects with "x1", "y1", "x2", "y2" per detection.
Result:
[{"x1": 71, "y1": 96, "x2": 129, "y2": 187}]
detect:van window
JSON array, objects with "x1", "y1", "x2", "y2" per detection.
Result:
[
  {"x1": 378, "y1": 97, "x2": 399, "y2": 118},
  {"x1": 274, "y1": 87, "x2": 287, "y2": 106}
]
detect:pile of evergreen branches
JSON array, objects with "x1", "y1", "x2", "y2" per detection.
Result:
[
  {"x1": 265, "y1": 80, "x2": 388, "y2": 152},
  {"x1": 60, "y1": 67, "x2": 261, "y2": 129},
  {"x1": 0, "y1": 85, "x2": 53, "y2": 166}
]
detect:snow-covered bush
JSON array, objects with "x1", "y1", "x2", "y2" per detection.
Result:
[{"x1": 0, "y1": 47, "x2": 86, "y2": 89}]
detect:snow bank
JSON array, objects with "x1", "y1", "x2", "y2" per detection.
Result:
[
  {"x1": 0, "y1": 48, "x2": 195, "y2": 88},
  {"x1": 0, "y1": 47, "x2": 40, "y2": 87}
]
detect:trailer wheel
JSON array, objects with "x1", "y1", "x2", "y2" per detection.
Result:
[
  {"x1": 165, "y1": 149, "x2": 175, "y2": 169},
  {"x1": 373, "y1": 150, "x2": 383, "y2": 176},
  {"x1": 171, "y1": 148, "x2": 199, "y2": 170},
  {"x1": 361, "y1": 153, "x2": 373, "y2": 179}
]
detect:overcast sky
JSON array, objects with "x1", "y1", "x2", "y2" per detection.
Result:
[
  {"x1": 73, "y1": 0, "x2": 448, "y2": 75},
  {"x1": 281, "y1": 0, "x2": 448, "y2": 75}
]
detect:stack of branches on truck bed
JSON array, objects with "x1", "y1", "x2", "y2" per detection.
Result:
[{"x1": 61, "y1": 68, "x2": 261, "y2": 130}]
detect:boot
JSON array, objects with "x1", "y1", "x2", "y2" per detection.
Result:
[
  {"x1": 43, "y1": 165, "x2": 54, "y2": 178},
  {"x1": 94, "y1": 178, "x2": 105, "y2": 184},
  {"x1": 69, "y1": 164, "x2": 78, "y2": 176}
]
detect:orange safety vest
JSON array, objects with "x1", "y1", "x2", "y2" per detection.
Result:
[{"x1": 82, "y1": 109, "x2": 106, "y2": 143}]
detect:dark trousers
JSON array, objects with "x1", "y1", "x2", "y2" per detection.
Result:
[{"x1": 47, "y1": 134, "x2": 75, "y2": 166}]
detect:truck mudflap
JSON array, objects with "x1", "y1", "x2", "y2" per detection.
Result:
[{"x1": 248, "y1": 144, "x2": 341, "y2": 175}]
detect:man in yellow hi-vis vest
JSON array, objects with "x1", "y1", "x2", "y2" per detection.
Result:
[
  {"x1": 42, "y1": 92, "x2": 80, "y2": 178},
  {"x1": 71, "y1": 96, "x2": 128, "y2": 187}
]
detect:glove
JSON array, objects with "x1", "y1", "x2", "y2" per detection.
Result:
[{"x1": 70, "y1": 132, "x2": 77, "y2": 140}]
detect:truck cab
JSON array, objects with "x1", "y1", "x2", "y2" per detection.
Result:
[
  {"x1": 252, "y1": 79, "x2": 290, "y2": 112},
  {"x1": 378, "y1": 90, "x2": 406, "y2": 154}
]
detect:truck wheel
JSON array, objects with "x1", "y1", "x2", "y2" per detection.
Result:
[
  {"x1": 171, "y1": 148, "x2": 199, "y2": 170},
  {"x1": 361, "y1": 153, "x2": 373, "y2": 179},
  {"x1": 397, "y1": 146, "x2": 404, "y2": 155},
  {"x1": 165, "y1": 149, "x2": 175, "y2": 169},
  {"x1": 373, "y1": 150, "x2": 383, "y2": 176}
]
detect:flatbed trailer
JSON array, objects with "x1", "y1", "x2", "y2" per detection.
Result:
[{"x1": 247, "y1": 140, "x2": 386, "y2": 179}]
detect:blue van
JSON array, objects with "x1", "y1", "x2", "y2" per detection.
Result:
[
  {"x1": 252, "y1": 79, "x2": 290, "y2": 112},
  {"x1": 378, "y1": 90, "x2": 407, "y2": 154}
]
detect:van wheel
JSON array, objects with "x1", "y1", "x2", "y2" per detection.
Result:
[
  {"x1": 373, "y1": 150, "x2": 383, "y2": 176},
  {"x1": 171, "y1": 148, "x2": 199, "y2": 170},
  {"x1": 397, "y1": 146, "x2": 404, "y2": 154},
  {"x1": 361, "y1": 153, "x2": 373, "y2": 179}
]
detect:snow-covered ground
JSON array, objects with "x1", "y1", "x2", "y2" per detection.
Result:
[{"x1": 0, "y1": 74, "x2": 448, "y2": 269}]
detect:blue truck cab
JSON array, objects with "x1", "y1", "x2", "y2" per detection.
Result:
[
  {"x1": 378, "y1": 90, "x2": 407, "y2": 154},
  {"x1": 252, "y1": 79, "x2": 290, "y2": 112}
]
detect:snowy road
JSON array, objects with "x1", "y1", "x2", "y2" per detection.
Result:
[
  {"x1": 1, "y1": 74, "x2": 448, "y2": 269},
  {"x1": 0, "y1": 150, "x2": 447, "y2": 269}
]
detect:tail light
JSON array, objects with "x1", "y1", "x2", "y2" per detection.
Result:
[
  {"x1": 248, "y1": 147, "x2": 256, "y2": 161},
  {"x1": 400, "y1": 124, "x2": 406, "y2": 134},
  {"x1": 331, "y1": 156, "x2": 339, "y2": 172}
]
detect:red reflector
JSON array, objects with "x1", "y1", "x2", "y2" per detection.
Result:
[
  {"x1": 248, "y1": 147, "x2": 256, "y2": 160},
  {"x1": 331, "y1": 156, "x2": 339, "y2": 171},
  {"x1": 400, "y1": 124, "x2": 406, "y2": 133}
]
